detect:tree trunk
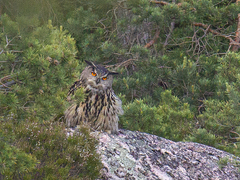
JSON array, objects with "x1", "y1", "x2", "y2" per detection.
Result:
[{"x1": 232, "y1": 0, "x2": 240, "y2": 51}]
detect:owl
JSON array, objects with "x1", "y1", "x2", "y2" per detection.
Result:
[{"x1": 65, "y1": 60, "x2": 124, "y2": 134}]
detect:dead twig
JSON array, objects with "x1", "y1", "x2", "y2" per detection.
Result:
[
  {"x1": 230, "y1": 130, "x2": 240, "y2": 137},
  {"x1": 144, "y1": 30, "x2": 160, "y2": 48},
  {"x1": 0, "y1": 76, "x2": 15, "y2": 90},
  {"x1": 150, "y1": 0, "x2": 182, "y2": 7},
  {"x1": 158, "y1": 66, "x2": 172, "y2": 68},
  {"x1": 105, "y1": 58, "x2": 137, "y2": 69},
  {"x1": 0, "y1": 80, "x2": 15, "y2": 89},
  {"x1": 5, "y1": 35, "x2": 17, "y2": 48},
  {"x1": 198, "y1": 104, "x2": 204, "y2": 114},
  {"x1": 10, "y1": 50, "x2": 23, "y2": 53},
  {"x1": 164, "y1": 21, "x2": 175, "y2": 48},
  {"x1": 116, "y1": 58, "x2": 137, "y2": 67}
]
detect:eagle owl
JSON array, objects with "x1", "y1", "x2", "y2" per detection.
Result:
[{"x1": 65, "y1": 60, "x2": 124, "y2": 134}]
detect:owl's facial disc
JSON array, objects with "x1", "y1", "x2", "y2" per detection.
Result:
[
  {"x1": 86, "y1": 69, "x2": 108, "y2": 91},
  {"x1": 87, "y1": 78, "x2": 106, "y2": 92},
  {"x1": 84, "y1": 62, "x2": 116, "y2": 92},
  {"x1": 96, "y1": 78, "x2": 100, "y2": 84}
]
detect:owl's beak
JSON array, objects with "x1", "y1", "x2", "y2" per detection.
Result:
[{"x1": 96, "y1": 78, "x2": 100, "y2": 84}]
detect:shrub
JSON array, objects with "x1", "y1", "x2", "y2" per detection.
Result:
[
  {"x1": 0, "y1": 15, "x2": 79, "y2": 121},
  {"x1": 0, "y1": 132, "x2": 37, "y2": 179},
  {"x1": 0, "y1": 119, "x2": 102, "y2": 179},
  {"x1": 120, "y1": 90, "x2": 194, "y2": 141},
  {"x1": 0, "y1": 15, "x2": 102, "y2": 179}
]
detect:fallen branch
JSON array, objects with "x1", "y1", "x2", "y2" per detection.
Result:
[{"x1": 144, "y1": 30, "x2": 160, "y2": 48}]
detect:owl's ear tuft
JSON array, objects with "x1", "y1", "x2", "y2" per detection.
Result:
[
  {"x1": 108, "y1": 71, "x2": 119, "y2": 75},
  {"x1": 85, "y1": 60, "x2": 97, "y2": 68}
]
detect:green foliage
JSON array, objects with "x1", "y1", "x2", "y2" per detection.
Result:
[
  {"x1": 218, "y1": 156, "x2": 240, "y2": 170},
  {"x1": 199, "y1": 99, "x2": 239, "y2": 138},
  {"x1": 0, "y1": 119, "x2": 102, "y2": 179},
  {"x1": 0, "y1": 16, "x2": 78, "y2": 120},
  {"x1": 185, "y1": 128, "x2": 218, "y2": 147},
  {"x1": 63, "y1": 0, "x2": 119, "y2": 62},
  {"x1": 0, "y1": 132, "x2": 37, "y2": 179},
  {"x1": 0, "y1": 14, "x2": 101, "y2": 179},
  {"x1": 120, "y1": 99, "x2": 159, "y2": 134},
  {"x1": 157, "y1": 90, "x2": 194, "y2": 140},
  {"x1": 2, "y1": 0, "x2": 240, "y2": 176},
  {"x1": 121, "y1": 90, "x2": 194, "y2": 141},
  {"x1": 188, "y1": 52, "x2": 240, "y2": 155},
  {"x1": 216, "y1": 52, "x2": 240, "y2": 100},
  {"x1": 193, "y1": 98, "x2": 240, "y2": 155},
  {"x1": 218, "y1": 156, "x2": 229, "y2": 170}
]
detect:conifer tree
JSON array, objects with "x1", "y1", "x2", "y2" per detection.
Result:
[
  {"x1": 0, "y1": 14, "x2": 101, "y2": 179},
  {"x1": 1, "y1": 1, "x2": 240, "y2": 177}
]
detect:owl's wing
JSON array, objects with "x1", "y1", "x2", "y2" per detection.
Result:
[
  {"x1": 111, "y1": 91, "x2": 124, "y2": 115},
  {"x1": 67, "y1": 79, "x2": 82, "y2": 96}
]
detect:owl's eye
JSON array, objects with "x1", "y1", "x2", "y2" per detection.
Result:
[
  {"x1": 91, "y1": 72, "x2": 97, "y2": 76},
  {"x1": 102, "y1": 77, "x2": 107, "y2": 81}
]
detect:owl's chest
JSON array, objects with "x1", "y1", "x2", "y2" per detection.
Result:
[
  {"x1": 83, "y1": 91, "x2": 114, "y2": 118},
  {"x1": 85, "y1": 93, "x2": 104, "y2": 110}
]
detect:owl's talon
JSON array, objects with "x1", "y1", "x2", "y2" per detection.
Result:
[{"x1": 105, "y1": 130, "x2": 112, "y2": 134}]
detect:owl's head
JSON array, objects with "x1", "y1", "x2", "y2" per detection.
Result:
[{"x1": 81, "y1": 60, "x2": 118, "y2": 92}]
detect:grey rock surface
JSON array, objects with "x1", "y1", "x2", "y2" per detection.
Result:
[{"x1": 96, "y1": 129, "x2": 240, "y2": 180}]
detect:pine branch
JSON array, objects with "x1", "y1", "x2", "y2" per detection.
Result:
[{"x1": 193, "y1": 22, "x2": 238, "y2": 46}]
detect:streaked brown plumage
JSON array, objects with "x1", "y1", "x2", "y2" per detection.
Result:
[{"x1": 65, "y1": 60, "x2": 123, "y2": 134}]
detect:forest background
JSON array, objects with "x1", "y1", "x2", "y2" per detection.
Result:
[{"x1": 1, "y1": 0, "x2": 240, "y2": 179}]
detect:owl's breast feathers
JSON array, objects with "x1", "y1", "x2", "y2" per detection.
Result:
[{"x1": 65, "y1": 79, "x2": 123, "y2": 134}]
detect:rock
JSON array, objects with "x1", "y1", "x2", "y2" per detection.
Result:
[{"x1": 96, "y1": 129, "x2": 240, "y2": 180}]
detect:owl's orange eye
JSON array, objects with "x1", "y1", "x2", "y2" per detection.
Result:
[
  {"x1": 91, "y1": 72, "x2": 97, "y2": 76},
  {"x1": 102, "y1": 77, "x2": 107, "y2": 81}
]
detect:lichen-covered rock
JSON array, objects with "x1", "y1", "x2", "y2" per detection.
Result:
[
  {"x1": 66, "y1": 128, "x2": 240, "y2": 179},
  {"x1": 96, "y1": 129, "x2": 240, "y2": 180}
]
